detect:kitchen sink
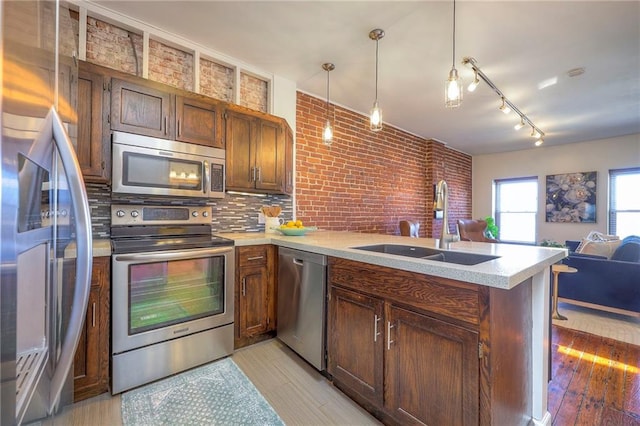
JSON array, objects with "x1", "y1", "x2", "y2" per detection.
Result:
[{"x1": 351, "y1": 244, "x2": 500, "y2": 266}]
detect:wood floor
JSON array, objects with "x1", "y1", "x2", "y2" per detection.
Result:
[
  {"x1": 549, "y1": 325, "x2": 640, "y2": 426},
  {"x1": 55, "y1": 327, "x2": 640, "y2": 425}
]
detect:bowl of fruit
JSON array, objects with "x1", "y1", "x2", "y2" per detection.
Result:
[{"x1": 274, "y1": 220, "x2": 317, "y2": 236}]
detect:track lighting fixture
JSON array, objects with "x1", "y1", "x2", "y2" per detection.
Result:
[
  {"x1": 321, "y1": 63, "x2": 335, "y2": 146},
  {"x1": 468, "y1": 70, "x2": 479, "y2": 92},
  {"x1": 445, "y1": 0, "x2": 462, "y2": 107},
  {"x1": 369, "y1": 28, "x2": 385, "y2": 131},
  {"x1": 462, "y1": 56, "x2": 545, "y2": 146},
  {"x1": 499, "y1": 97, "x2": 511, "y2": 114}
]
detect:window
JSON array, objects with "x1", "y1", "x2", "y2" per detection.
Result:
[
  {"x1": 609, "y1": 167, "x2": 640, "y2": 238},
  {"x1": 494, "y1": 177, "x2": 538, "y2": 244}
]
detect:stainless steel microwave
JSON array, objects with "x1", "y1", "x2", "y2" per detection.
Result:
[{"x1": 112, "y1": 131, "x2": 225, "y2": 199}]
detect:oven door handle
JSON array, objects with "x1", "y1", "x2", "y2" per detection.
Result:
[{"x1": 114, "y1": 246, "x2": 233, "y2": 262}]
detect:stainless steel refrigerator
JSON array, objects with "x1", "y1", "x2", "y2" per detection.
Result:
[{"x1": 1, "y1": 1, "x2": 92, "y2": 424}]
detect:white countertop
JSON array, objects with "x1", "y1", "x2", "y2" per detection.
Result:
[{"x1": 219, "y1": 230, "x2": 567, "y2": 290}]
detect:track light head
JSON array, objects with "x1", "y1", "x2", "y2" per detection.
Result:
[
  {"x1": 499, "y1": 98, "x2": 511, "y2": 114},
  {"x1": 514, "y1": 117, "x2": 525, "y2": 131}
]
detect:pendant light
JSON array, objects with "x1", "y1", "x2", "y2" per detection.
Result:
[
  {"x1": 445, "y1": 0, "x2": 462, "y2": 108},
  {"x1": 321, "y1": 63, "x2": 335, "y2": 146},
  {"x1": 369, "y1": 28, "x2": 384, "y2": 131}
]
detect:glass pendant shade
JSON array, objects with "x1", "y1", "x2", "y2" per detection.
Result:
[
  {"x1": 445, "y1": 67, "x2": 463, "y2": 108},
  {"x1": 323, "y1": 120, "x2": 333, "y2": 145},
  {"x1": 370, "y1": 100, "x2": 383, "y2": 131}
]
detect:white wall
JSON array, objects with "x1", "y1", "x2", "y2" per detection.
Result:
[{"x1": 473, "y1": 134, "x2": 640, "y2": 244}]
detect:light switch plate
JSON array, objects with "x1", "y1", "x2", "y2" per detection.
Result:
[{"x1": 258, "y1": 213, "x2": 265, "y2": 224}]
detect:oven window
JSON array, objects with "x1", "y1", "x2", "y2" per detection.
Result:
[
  {"x1": 123, "y1": 152, "x2": 203, "y2": 190},
  {"x1": 128, "y1": 256, "x2": 224, "y2": 335}
]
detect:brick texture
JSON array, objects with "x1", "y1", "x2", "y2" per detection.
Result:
[
  {"x1": 200, "y1": 58, "x2": 234, "y2": 102},
  {"x1": 86, "y1": 17, "x2": 143, "y2": 76},
  {"x1": 296, "y1": 92, "x2": 471, "y2": 237},
  {"x1": 148, "y1": 39, "x2": 194, "y2": 91},
  {"x1": 240, "y1": 72, "x2": 268, "y2": 113}
]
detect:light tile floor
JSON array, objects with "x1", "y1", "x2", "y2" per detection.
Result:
[{"x1": 553, "y1": 301, "x2": 640, "y2": 345}]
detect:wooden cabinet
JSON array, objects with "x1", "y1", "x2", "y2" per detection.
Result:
[
  {"x1": 235, "y1": 245, "x2": 277, "y2": 348},
  {"x1": 110, "y1": 78, "x2": 173, "y2": 139},
  {"x1": 110, "y1": 77, "x2": 224, "y2": 149},
  {"x1": 73, "y1": 256, "x2": 110, "y2": 402},
  {"x1": 175, "y1": 95, "x2": 224, "y2": 148},
  {"x1": 77, "y1": 61, "x2": 110, "y2": 182},
  {"x1": 225, "y1": 108, "x2": 286, "y2": 194},
  {"x1": 329, "y1": 286, "x2": 384, "y2": 406},
  {"x1": 328, "y1": 256, "x2": 531, "y2": 426},
  {"x1": 284, "y1": 124, "x2": 294, "y2": 195}
]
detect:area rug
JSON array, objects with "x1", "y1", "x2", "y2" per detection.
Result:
[{"x1": 121, "y1": 357, "x2": 285, "y2": 425}]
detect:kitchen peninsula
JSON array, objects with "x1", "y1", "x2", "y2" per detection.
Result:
[{"x1": 222, "y1": 230, "x2": 566, "y2": 426}]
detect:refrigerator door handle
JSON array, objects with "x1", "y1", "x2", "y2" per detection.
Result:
[{"x1": 47, "y1": 108, "x2": 93, "y2": 413}]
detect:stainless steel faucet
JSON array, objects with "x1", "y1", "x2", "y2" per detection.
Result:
[{"x1": 434, "y1": 179, "x2": 460, "y2": 249}]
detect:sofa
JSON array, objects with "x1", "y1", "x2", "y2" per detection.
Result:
[{"x1": 557, "y1": 236, "x2": 640, "y2": 315}]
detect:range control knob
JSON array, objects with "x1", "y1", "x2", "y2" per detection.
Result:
[
  {"x1": 116, "y1": 210, "x2": 125, "y2": 218},
  {"x1": 131, "y1": 210, "x2": 139, "y2": 218},
  {"x1": 202, "y1": 211, "x2": 209, "y2": 217},
  {"x1": 192, "y1": 211, "x2": 199, "y2": 217}
]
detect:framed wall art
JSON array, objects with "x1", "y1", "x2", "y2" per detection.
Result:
[{"x1": 546, "y1": 171, "x2": 597, "y2": 223}]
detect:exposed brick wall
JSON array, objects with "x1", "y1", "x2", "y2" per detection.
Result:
[
  {"x1": 240, "y1": 72, "x2": 268, "y2": 113},
  {"x1": 200, "y1": 58, "x2": 234, "y2": 102},
  {"x1": 296, "y1": 92, "x2": 471, "y2": 237},
  {"x1": 425, "y1": 143, "x2": 473, "y2": 238},
  {"x1": 86, "y1": 17, "x2": 143, "y2": 76},
  {"x1": 148, "y1": 39, "x2": 194, "y2": 91}
]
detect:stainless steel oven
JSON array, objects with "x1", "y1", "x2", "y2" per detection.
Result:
[
  {"x1": 112, "y1": 131, "x2": 225, "y2": 199},
  {"x1": 110, "y1": 205, "x2": 234, "y2": 394}
]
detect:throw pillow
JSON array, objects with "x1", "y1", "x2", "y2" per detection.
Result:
[
  {"x1": 611, "y1": 241, "x2": 640, "y2": 262},
  {"x1": 575, "y1": 239, "x2": 622, "y2": 259}
]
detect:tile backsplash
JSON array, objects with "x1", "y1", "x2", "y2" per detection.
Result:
[{"x1": 86, "y1": 183, "x2": 293, "y2": 239}]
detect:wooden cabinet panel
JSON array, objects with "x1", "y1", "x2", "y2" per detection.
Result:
[
  {"x1": 328, "y1": 286, "x2": 384, "y2": 406},
  {"x1": 284, "y1": 125, "x2": 294, "y2": 195},
  {"x1": 385, "y1": 305, "x2": 479, "y2": 426},
  {"x1": 110, "y1": 78, "x2": 172, "y2": 138},
  {"x1": 73, "y1": 256, "x2": 110, "y2": 402},
  {"x1": 254, "y1": 117, "x2": 284, "y2": 192},
  {"x1": 176, "y1": 96, "x2": 223, "y2": 148},
  {"x1": 226, "y1": 110, "x2": 255, "y2": 190},
  {"x1": 235, "y1": 245, "x2": 276, "y2": 349},
  {"x1": 77, "y1": 62, "x2": 109, "y2": 182},
  {"x1": 225, "y1": 108, "x2": 287, "y2": 194}
]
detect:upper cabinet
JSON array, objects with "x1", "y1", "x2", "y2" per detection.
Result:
[
  {"x1": 225, "y1": 107, "x2": 290, "y2": 195},
  {"x1": 77, "y1": 61, "x2": 110, "y2": 183},
  {"x1": 110, "y1": 77, "x2": 224, "y2": 149}
]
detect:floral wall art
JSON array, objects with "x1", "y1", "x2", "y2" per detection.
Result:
[{"x1": 546, "y1": 171, "x2": 597, "y2": 223}]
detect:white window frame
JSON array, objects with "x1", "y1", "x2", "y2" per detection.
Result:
[
  {"x1": 494, "y1": 176, "x2": 538, "y2": 244},
  {"x1": 609, "y1": 167, "x2": 640, "y2": 238}
]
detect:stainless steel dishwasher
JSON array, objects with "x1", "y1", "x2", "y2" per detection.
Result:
[{"x1": 277, "y1": 247, "x2": 328, "y2": 370}]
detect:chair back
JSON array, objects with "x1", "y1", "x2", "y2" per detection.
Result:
[
  {"x1": 457, "y1": 219, "x2": 498, "y2": 242},
  {"x1": 400, "y1": 220, "x2": 420, "y2": 237}
]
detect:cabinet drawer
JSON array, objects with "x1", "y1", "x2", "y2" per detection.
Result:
[{"x1": 237, "y1": 246, "x2": 268, "y2": 266}]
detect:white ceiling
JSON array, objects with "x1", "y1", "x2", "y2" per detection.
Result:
[{"x1": 91, "y1": 0, "x2": 640, "y2": 155}]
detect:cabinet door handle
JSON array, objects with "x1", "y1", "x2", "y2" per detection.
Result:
[
  {"x1": 177, "y1": 119, "x2": 181, "y2": 137},
  {"x1": 374, "y1": 314, "x2": 381, "y2": 342},
  {"x1": 247, "y1": 256, "x2": 264, "y2": 261},
  {"x1": 387, "y1": 321, "x2": 395, "y2": 350},
  {"x1": 242, "y1": 277, "x2": 246, "y2": 296},
  {"x1": 164, "y1": 116, "x2": 168, "y2": 135},
  {"x1": 250, "y1": 166, "x2": 256, "y2": 182},
  {"x1": 91, "y1": 302, "x2": 96, "y2": 328},
  {"x1": 256, "y1": 167, "x2": 261, "y2": 183}
]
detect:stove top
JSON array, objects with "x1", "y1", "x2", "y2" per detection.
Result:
[{"x1": 110, "y1": 204, "x2": 234, "y2": 254}]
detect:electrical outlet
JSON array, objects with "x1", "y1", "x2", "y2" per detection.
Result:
[{"x1": 258, "y1": 213, "x2": 266, "y2": 224}]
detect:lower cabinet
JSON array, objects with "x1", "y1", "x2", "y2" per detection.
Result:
[
  {"x1": 235, "y1": 245, "x2": 276, "y2": 349},
  {"x1": 327, "y1": 256, "x2": 533, "y2": 426},
  {"x1": 328, "y1": 286, "x2": 479, "y2": 426},
  {"x1": 73, "y1": 256, "x2": 110, "y2": 402}
]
